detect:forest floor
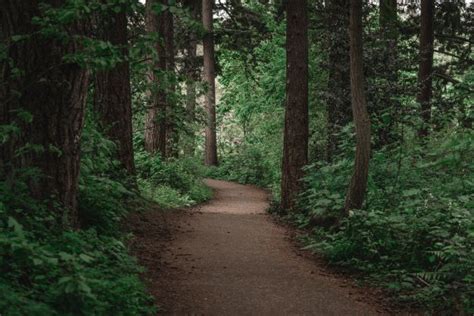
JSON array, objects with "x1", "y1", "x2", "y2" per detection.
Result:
[{"x1": 129, "y1": 179, "x2": 396, "y2": 315}]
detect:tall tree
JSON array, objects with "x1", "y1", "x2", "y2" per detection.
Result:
[
  {"x1": 326, "y1": 0, "x2": 351, "y2": 161},
  {"x1": 183, "y1": 0, "x2": 201, "y2": 156},
  {"x1": 94, "y1": 4, "x2": 136, "y2": 176},
  {"x1": 344, "y1": 0, "x2": 371, "y2": 213},
  {"x1": 144, "y1": 0, "x2": 168, "y2": 156},
  {"x1": 202, "y1": 0, "x2": 218, "y2": 166},
  {"x1": 280, "y1": 0, "x2": 309, "y2": 211},
  {"x1": 417, "y1": 0, "x2": 434, "y2": 138},
  {"x1": 0, "y1": 1, "x2": 90, "y2": 227},
  {"x1": 164, "y1": 5, "x2": 177, "y2": 158}
]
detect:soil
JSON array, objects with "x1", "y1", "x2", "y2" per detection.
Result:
[{"x1": 129, "y1": 179, "x2": 394, "y2": 315}]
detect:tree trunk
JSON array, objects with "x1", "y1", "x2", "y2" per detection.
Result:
[
  {"x1": 326, "y1": 0, "x2": 351, "y2": 162},
  {"x1": 280, "y1": 0, "x2": 309, "y2": 211},
  {"x1": 202, "y1": 0, "x2": 218, "y2": 166},
  {"x1": 183, "y1": 0, "x2": 201, "y2": 157},
  {"x1": 94, "y1": 7, "x2": 136, "y2": 176},
  {"x1": 164, "y1": 6, "x2": 178, "y2": 158},
  {"x1": 145, "y1": 0, "x2": 168, "y2": 156},
  {"x1": 417, "y1": 0, "x2": 434, "y2": 138},
  {"x1": 344, "y1": 0, "x2": 371, "y2": 213},
  {"x1": 0, "y1": 0, "x2": 90, "y2": 228}
]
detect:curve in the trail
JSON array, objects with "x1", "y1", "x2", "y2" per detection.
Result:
[{"x1": 155, "y1": 179, "x2": 385, "y2": 315}]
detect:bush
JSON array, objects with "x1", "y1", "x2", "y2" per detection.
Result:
[
  {"x1": 206, "y1": 145, "x2": 280, "y2": 189},
  {"x1": 135, "y1": 151, "x2": 212, "y2": 208},
  {"x1": 0, "y1": 218, "x2": 155, "y2": 315},
  {"x1": 298, "y1": 129, "x2": 474, "y2": 313},
  {"x1": 0, "y1": 119, "x2": 155, "y2": 315}
]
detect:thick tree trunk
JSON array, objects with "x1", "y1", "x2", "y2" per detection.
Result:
[
  {"x1": 344, "y1": 0, "x2": 371, "y2": 213},
  {"x1": 326, "y1": 0, "x2": 351, "y2": 162},
  {"x1": 280, "y1": 0, "x2": 309, "y2": 211},
  {"x1": 417, "y1": 0, "x2": 434, "y2": 138},
  {"x1": 145, "y1": 0, "x2": 168, "y2": 156},
  {"x1": 0, "y1": 0, "x2": 90, "y2": 228},
  {"x1": 94, "y1": 8, "x2": 136, "y2": 176},
  {"x1": 183, "y1": 0, "x2": 201, "y2": 157},
  {"x1": 202, "y1": 0, "x2": 218, "y2": 166}
]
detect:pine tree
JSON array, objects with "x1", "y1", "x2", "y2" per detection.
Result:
[{"x1": 280, "y1": 0, "x2": 309, "y2": 211}]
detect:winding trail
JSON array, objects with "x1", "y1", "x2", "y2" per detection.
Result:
[{"x1": 133, "y1": 179, "x2": 388, "y2": 315}]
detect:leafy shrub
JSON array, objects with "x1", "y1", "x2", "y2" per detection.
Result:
[
  {"x1": 78, "y1": 113, "x2": 136, "y2": 233},
  {"x1": 298, "y1": 129, "x2": 474, "y2": 313},
  {"x1": 0, "y1": 118, "x2": 155, "y2": 315},
  {"x1": 0, "y1": 217, "x2": 155, "y2": 315},
  {"x1": 135, "y1": 151, "x2": 212, "y2": 207},
  {"x1": 207, "y1": 145, "x2": 280, "y2": 189}
]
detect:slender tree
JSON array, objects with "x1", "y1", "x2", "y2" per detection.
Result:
[
  {"x1": 417, "y1": 0, "x2": 434, "y2": 138},
  {"x1": 164, "y1": 5, "x2": 177, "y2": 158},
  {"x1": 144, "y1": 0, "x2": 168, "y2": 156},
  {"x1": 0, "y1": 1, "x2": 90, "y2": 227},
  {"x1": 344, "y1": 0, "x2": 371, "y2": 213},
  {"x1": 202, "y1": 0, "x2": 218, "y2": 166},
  {"x1": 326, "y1": 0, "x2": 351, "y2": 161},
  {"x1": 94, "y1": 5, "x2": 136, "y2": 176},
  {"x1": 280, "y1": 0, "x2": 309, "y2": 211}
]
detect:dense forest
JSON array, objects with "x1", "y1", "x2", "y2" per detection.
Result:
[{"x1": 1, "y1": 0, "x2": 473, "y2": 314}]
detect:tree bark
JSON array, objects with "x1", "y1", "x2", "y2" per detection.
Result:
[
  {"x1": 183, "y1": 0, "x2": 201, "y2": 157},
  {"x1": 326, "y1": 0, "x2": 351, "y2": 162},
  {"x1": 0, "y1": 0, "x2": 90, "y2": 228},
  {"x1": 280, "y1": 0, "x2": 309, "y2": 211},
  {"x1": 94, "y1": 7, "x2": 136, "y2": 176},
  {"x1": 417, "y1": 0, "x2": 434, "y2": 138},
  {"x1": 145, "y1": 0, "x2": 168, "y2": 156},
  {"x1": 344, "y1": 0, "x2": 371, "y2": 213},
  {"x1": 202, "y1": 0, "x2": 218, "y2": 166},
  {"x1": 164, "y1": 6, "x2": 177, "y2": 158}
]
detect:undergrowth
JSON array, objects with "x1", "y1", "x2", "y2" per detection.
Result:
[
  {"x1": 0, "y1": 119, "x2": 156, "y2": 315},
  {"x1": 0, "y1": 115, "x2": 212, "y2": 315},
  {"x1": 135, "y1": 153, "x2": 212, "y2": 208},
  {"x1": 293, "y1": 128, "x2": 474, "y2": 313},
  {"x1": 209, "y1": 124, "x2": 473, "y2": 313}
]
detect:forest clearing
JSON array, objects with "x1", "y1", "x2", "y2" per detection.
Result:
[{"x1": 1, "y1": 0, "x2": 473, "y2": 315}]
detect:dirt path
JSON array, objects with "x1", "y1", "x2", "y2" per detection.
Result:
[{"x1": 132, "y1": 179, "x2": 388, "y2": 315}]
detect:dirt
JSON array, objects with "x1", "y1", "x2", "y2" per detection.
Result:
[{"x1": 130, "y1": 179, "x2": 393, "y2": 315}]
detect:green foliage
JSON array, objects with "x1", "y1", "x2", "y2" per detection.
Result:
[
  {"x1": 135, "y1": 151, "x2": 212, "y2": 208},
  {"x1": 212, "y1": 1, "x2": 473, "y2": 313},
  {"x1": 0, "y1": 218, "x2": 155, "y2": 315},
  {"x1": 79, "y1": 116, "x2": 135, "y2": 233},
  {"x1": 211, "y1": 16, "x2": 286, "y2": 193},
  {"x1": 207, "y1": 146, "x2": 278, "y2": 188},
  {"x1": 0, "y1": 117, "x2": 155, "y2": 315},
  {"x1": 297, "y1": 129, "x2": 474, "y2": 313},
  {"x1": 0, "y1": 0, "x2": 217, "y2": 314}
]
